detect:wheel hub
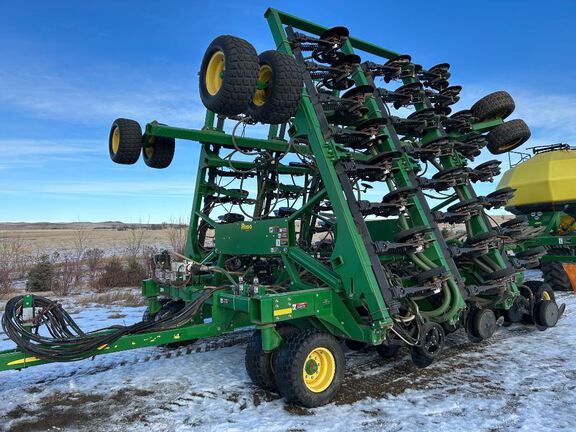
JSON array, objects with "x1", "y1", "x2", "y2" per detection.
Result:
[
  {"x1": 206, "y1": 50, "x2": 225, "y2": 96},
  {"x1": 253, "y1": 64, "x2": 273, "y2": 106},
  {"x1": 536, "y1": 300, "x2": 559, "y2": 328},
  {"x1": 302, "y1": 347, "x2": 335, "y2": 393}
]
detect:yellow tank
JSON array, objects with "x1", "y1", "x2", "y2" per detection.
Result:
[{"x1": 497, "y1": 149, "x2": 576, "y2": 209}]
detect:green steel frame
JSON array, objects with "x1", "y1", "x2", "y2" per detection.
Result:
[{"x1": 0, "y1": 8, "x2": 523, "y2": 372}]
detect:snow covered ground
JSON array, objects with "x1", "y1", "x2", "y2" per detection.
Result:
[{"x1": 0, "y1": 280, "x2": 575, "y2": 431}]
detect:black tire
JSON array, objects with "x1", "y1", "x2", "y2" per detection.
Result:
[
  {"x1": 247, "y1": 50, "x2": 303, "y2": 124},
  {"x1": 535, "y1": 300, "x2": 560, "y2": 328},
  {"x1": 199, "y1": 35, "x2": 259, "y2": 116},
  {"x1": 245, "y1": 330, "x2": 276, "y2": 391},
  {"x1": 486, "y1": 119, "x2": 531, "y2": 155},
  {"x1": 143, "y1": 135, "x2": 175, "y2": 169},
  {"x1": 524, "y1": 280, "x2": 556, "y2": 302},
  {"x1": 471, "y1": 91, "x2": 515, "y2": 121},
  {"x1": 274, "y1": 330, "x2": 345, "y2": 407},
  {"x1": 410, "y1": 322, "x2": 445, "y2": 368},
  {"x1": 245, "y1": 326, "x2": 297, "y2": 392},
  {"x1": 472, "y1": 308, "x2": 497, "y2": 340},
  {"x1": 109, "y1": 118, "x2": 142, "y2": 164},
  {"x1": 542, "y1": 248, "x2": 573, "y2": 291}
]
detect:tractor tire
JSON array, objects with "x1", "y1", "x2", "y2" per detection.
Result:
[
  {"x1": 143, "y1": 135, "x2": 175, "y2": 169},
  {"x1": 247, "y1": 50, "x2": 303, "y2": 124},
  {"x1": 542, "y1": 248, "x2": 573, "y2": 291},
  {"x1": 486, "y1": 119, "x2": 531, "y2": 155},
  {"x1": 199, "y1": 35, "x2": 259, "y2": 116},
  {"x1": 109, "y1": 118, "x2": 142, "y2": 164},
  {"x1": 274, "y1": 330, "x2": 345, "y2": 407},
  {"x1": 470, "y1": 91, "x2": 515, "y2": 122}
]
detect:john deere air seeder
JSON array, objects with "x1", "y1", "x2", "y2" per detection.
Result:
[
  {"x1": 497, "y1": 143, "x2": 576, "y2": 293},
  {"x1": 0, "y1": 9, "x2": 566, "y2": 407}
]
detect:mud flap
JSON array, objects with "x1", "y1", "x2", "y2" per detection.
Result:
[{"x1": 561, "y1": 263, "x2": 576, "y2": 293}]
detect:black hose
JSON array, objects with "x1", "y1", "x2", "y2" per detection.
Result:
[{"x1": 2, "y1": 289, "x2": 220, "y2": 362}]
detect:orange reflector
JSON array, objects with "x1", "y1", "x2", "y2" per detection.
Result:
[{"x1": 561, "y1": 263, "x2": 576, "y2": 293}]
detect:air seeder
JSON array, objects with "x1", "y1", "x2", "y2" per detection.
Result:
[
  {"x1": 496, "y1": 143, "x2": 576, "y2": 293},
  {"x1": 0, "y1": 9, "x2": 566, "y2": 407}
]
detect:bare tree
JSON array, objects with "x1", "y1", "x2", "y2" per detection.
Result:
[
  {"x1": 167, "y1": 216, "x2": 188, "y2": 255},
  {"x1": 72, "y1": 225, "x2": 90, "y2": 283},
  {"x1": 51, "y1": 251, "x2": 77, "y2": 296},
  {"x1": 124, "y1": 219, "x2": 148, "y2": 263},
  {"x1": 85, "y1": 248, "x2": 104, "y2": 273},
  {"x1": 0, "y1": 234, "x2": 29, "y2": 296}
]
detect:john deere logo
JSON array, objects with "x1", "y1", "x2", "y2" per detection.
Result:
[{"x1": 240, "y1": 223, "x2": 253, "y2": 231}]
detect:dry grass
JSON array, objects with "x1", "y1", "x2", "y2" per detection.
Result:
[
  {"x1": 80, "y1": 289, "x2": 146, "y2": 307},
  {"x1": 0, "y1": 227, "x2": 173, "y2": 253}
]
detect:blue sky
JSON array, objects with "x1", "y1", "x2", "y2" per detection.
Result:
[{"x1": 1, "y1": 1, "x2": 574, "y2": 222}]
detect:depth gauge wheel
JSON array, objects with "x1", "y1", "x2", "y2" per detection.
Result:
[
  {"x1": 274, "y1": 330, "x2": 345, "y2": 407},
  {"x1": 247, "y1": 50, "x2": 303, "y2": 124},
  {"x1": 199, "y1": 35, "x2": 259, "y2": 116},
  {"x1": 410, "y1": 322, "x2": 445, "y2": 368},
  {"x1": 109, "y1": 118, "x2": 142, "y2": 164},
  {"x1": 524, "y1": 280, "x2": 555, "y2": 302},
  {"x1": 466, "y1": 308, "x2": 497, "y2": 342}
]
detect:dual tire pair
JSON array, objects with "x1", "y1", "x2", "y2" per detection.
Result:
[
  {"x1": 470, "y1": 91, "x2": 531, "y2": 155},
  {"x1": 109, "y1": 118, "x2": 174, "y2": 168},
  {"x1": 199, "y1": 35, "x2": 303, "y2": 124},
  {"x1": 245, "y1": 329, "x2": 344, "y2": 408}
]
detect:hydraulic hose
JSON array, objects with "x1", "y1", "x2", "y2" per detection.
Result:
[{"x1": 2, "y1": 289, "x2": 220, "y2": 362}]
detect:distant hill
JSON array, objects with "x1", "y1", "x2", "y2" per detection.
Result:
[{"x1": 0, "y1": 222, "x2": 139, "y2": 230}]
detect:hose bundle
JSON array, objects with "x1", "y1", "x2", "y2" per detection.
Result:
[{"x1": 2, "y1": 289, "x2": 219, "y2": 362}]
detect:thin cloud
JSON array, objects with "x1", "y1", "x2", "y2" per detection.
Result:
[
  {"x1": 0, "y1": 138, "x2": 103, "y2": 168},
  {"x1": 0, "y1": 64, "x2": 207, "y2": 126},
  {"x1": 0, "y1": 178, "x2": 197, "y2": 198}
]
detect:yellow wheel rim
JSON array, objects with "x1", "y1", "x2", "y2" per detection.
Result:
[
  {"x1": 111, "y1": 126, "x2": 120, "y2": 154},
  {"x1": 206, "y1": 51, "x2": 225, "y2": 95},
  {"x1": 144, "y1": 146, "x2": 154, "y2": 158},
  {"x1": 542, "y1": 291, "x2": 551, "y2": 301},
  {"x1": 302, "y1": 347, "x2": 335, "y2": 393},
  {"x1": 252, "y1": 64, "x2": 273, "y2": 107}
]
